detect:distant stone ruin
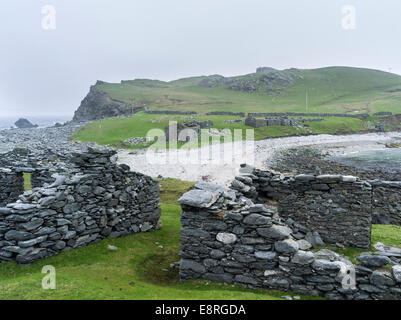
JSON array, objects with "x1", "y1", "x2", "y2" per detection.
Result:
[
  {"x1": 0, "y1": 148, "x2": 161, "y2": 264},
  {"x1": 248, "y1": 112, "x2": 370, "y2": 118},
  {"x1": 164, "y1": 120, "x2": 214, "y2": 142},
  {"x1": 145, "y1": 110, "x2": 197, "y2": 115},
  {"x1": 245, "y1": 116, "x2": 324, "y2": 128},
  {"x1": 206, "y1": 112, "x2": 245, "y2": 117}
]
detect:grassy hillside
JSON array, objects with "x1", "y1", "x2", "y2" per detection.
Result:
[
  {"x1": 96, "y1": 67, "x2": 401, "y2": 115},
  {"x1": 72, "y1": 66, "x2": 401, "y2": 148}
]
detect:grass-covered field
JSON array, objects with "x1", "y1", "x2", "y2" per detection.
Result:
[
  {"x1": 72, "y1": 112, "x2": 379, "y2": 148},
  {"x1": 0, "y1": 178, "x2": 400, "y2": 300}
]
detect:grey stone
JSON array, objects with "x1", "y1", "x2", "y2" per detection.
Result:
[
  {"x1": 54, "y1": 240, "x2": 66, "y2": 250},
  {"x1": 243, "y1": 214, "x2": 270, "y2": 225},
  {"x1": 204, "y1": 273, "x2": 233, "y2": 283},
  {"x1": 357, "y1": 253, "x2": 392, "y2": 267},
  {"x1": 274, "y1": 239, "x2": 299, "y2": 254},
  {"x1": 180, "y1": 259, "x2": 206, "y2": 274},
  {"x1": 295, "y1": 174, "x2": 315, "y2": 182},
  {"x1": 216, "y1": 232, "x2": 237, "y2": 244},
  {"x1": 178, "y1": 190, "x2": 219, "y2": 208},
  {"x1": 257, "y1": 225, "x2": 292, "y2": 240},
  {"x1": 297, "y1": 239, "x2": 312, "y2": 250},
  {"x1": 370, "y1": 270, "x2": 395, "y2": 287},
  {"x1": 18, "y1": 236, "x2": 47, "y2": 248},
  {"x1": 312, "y1": 259, "x2": 341, "y2": 272},
  {"x1": 235, "y1": 275, "x2": 258, "y2": 285},
  {"x1": 305, "y1": 231, "x2": 325, "y2": 248},
  {"x1": 392, "y1": 265, "x2": 401, "y2": 283},
  {"x1": 5, "y1": 230, "x2": 33, "y2": 241},
  {"x1": 21, "y1": 218, "x2": 44, "y2": 231},
  {"x1": 314, "y1": 249, "x2": 340, "y2": 261},
  {"x1": 255, "y1": 251, "x2": 276, "y2": 260},
  {"x1": 10, "y1": 203, "x2": 37, "y2": 211},
  {"x1": 292, "y1": 250, "x2": 315, "y2": 265},
  {"x1": 16, "y1": 248, "x2": 47, "y2": 264}
]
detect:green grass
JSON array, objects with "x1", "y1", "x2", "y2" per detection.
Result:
[
  {"x1": 0, "y1": 179, "x2": 321, "y2": 300},
  {"x1": 23, "y1": 173, "x2": 32, "y2": 191},
  {"x1": 314, "y1": 224, "x2": 401, "y2": 264},
  {"x1": 72, "y1": 112, "x2": 381, "y2": 148},
  {"x1": 159, "y1": 178, "x2": 196, "y2": 205}
]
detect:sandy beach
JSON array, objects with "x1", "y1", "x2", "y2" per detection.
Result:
[{"x1": 117, "y1": 131, "x2": 401, "y2": 186}]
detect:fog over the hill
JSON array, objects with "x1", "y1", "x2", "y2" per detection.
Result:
[{"x1": 1, "y1": 0, "x2": 401, "y2": 117}]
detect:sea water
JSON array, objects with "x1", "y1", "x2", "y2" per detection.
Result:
[
  {"x1": 0, "y1": 116, "x2": 71, "y2": 129},
  {"x1": 334, "y1": 148, "x2": 401, "y2": 172}
]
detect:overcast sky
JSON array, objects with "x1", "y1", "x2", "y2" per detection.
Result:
[{"x1": 1, "y1": 0, "x2": 401, "y2": 118}]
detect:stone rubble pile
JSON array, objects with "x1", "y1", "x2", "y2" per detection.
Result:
[{"x1": 0, "y1": 122, "x2": 100, "y2": 162}]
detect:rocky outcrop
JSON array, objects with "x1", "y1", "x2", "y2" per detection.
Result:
[
  {"x1": 198, "y1": 68, "x2": 298, "y2": 94},
  {"x1": 14, "y1": 119, "x2": 38, "y2": 129},
  {"x1": 73, "y1": 84, "x2": 142, "y2": 122}
]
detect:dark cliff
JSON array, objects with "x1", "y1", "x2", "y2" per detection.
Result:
[{"x1": 73, "y1": 83, "x2": 142, "y2": 122}]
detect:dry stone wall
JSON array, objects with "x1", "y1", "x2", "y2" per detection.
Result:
[
  {"x1": 248, "y1": 112, "x2": 369, "y2": 118},
  {"x1": 233, "y1": 169, "x2": 372, "y2": 249},
  {"x1": 178, "y1": 179, "x2": 401, "y2": 300},
  {"x1": 0, "y1": 169, "x2": 24, "y2": 207},
  {"x1": 145, "y1": 110, "x2": 197, "y2": 115},
  {"x1": 0, "y1": 148, "x2": 161, "y2": 264},
  {"x1": 370, "y1": 180, "x2": 401, "y2": 225}
]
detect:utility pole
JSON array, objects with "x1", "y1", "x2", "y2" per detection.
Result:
[{"x1": 306, "y1": 89, "x2": 309, "y2": 112}]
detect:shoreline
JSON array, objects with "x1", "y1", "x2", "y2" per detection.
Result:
[{"x1": 117, "y1": 131, "x2": 401, "y2": 186}]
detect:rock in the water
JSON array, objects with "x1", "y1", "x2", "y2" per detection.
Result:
[{"x1": 14, "y1": 118, "x2": 38, "y2": 129}]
